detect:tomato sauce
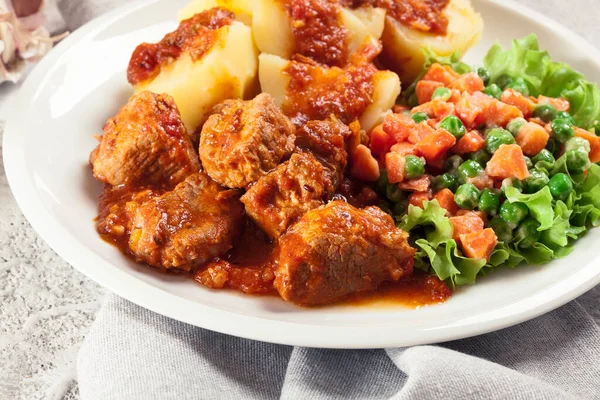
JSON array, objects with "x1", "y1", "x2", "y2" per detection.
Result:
[
  {"x1": 282, "y1": 0, "x2": 349, "y2": 67},
  {"x1": 356, "y1": 0, "x2": 450, "y2": 35},
  {"x1": 282, "y1": 44, "x2": 378, "y2": 126},
  {"x1": 343, "y1": 272, "x2": 451, "y2": 307},
  {"x1": 127, "y1": 8, "x2": 234, "y2": 85}
]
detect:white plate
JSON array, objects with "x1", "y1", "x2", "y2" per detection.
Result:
[{"x1": 4, "y1": 0, "x2": 600, "y2": 349}]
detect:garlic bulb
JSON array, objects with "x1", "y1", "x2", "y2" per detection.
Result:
[{"x1": 0, "y1": 0, "x2": 59, "y2": 83}]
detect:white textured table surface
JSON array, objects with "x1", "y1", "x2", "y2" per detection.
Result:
[{"x1": 1, "y1": 1, "x2": 599, "y2": 399}]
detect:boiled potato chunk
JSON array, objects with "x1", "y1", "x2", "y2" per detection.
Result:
[
  {"x1": 380, "y1": 0, "x2": 483, "y2": 84},
  {"x1": 360, "y1": 70, "x2": 400, "y2": 133},
  {"x1": 257, "y1": 54, "x2": 290, "y2": 109},
  {"x1": 179, "y1": 0, "x2": 253, "y2": 24},
  {"x1": 252, "y1": 0, "x2": 293, "y2": 58},
  {"x1": 258, "y1": 53, "x2": 399, "y2": 132},
  {"x1": 252, "y1": 0, "x2": 385, "y2": 63},
  {"x1": 134, "y1": 21, "x2": 258, "y2": 132}
]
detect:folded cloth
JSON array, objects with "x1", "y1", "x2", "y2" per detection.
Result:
[
  {"x1": 77, "y1": 293, "x2": 600, "y2": 399},
  {"x1": 62, "y1": 0, "x2": 600, "y2": 398}
]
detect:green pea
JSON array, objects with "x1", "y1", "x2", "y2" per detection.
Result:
[
  {"x1": 514, "y1": 218, "x2": 541, "y2": 248},
  {"x1": 485, "y1": 128, "x2": 515, "y2": 153},
  {"x1": 499, "y1": 201, "x2": 529, "y2": 226},
  {"x1": 445, "y1": 155, "x2": 464, "y2": 175},
  {"x1": 507, "y1": 117, "x2": 527, "y2": 136},
  {"x1": 548, "y1": 173, "x2": 573, "y2": 201},
  {"x1": 386, "y1": 183, "x2": 404, "y2": 203},
  {"x1": 411, "y1": 112, "x2": 429, "y2": 124},
  {"x1": 375, "y1": 169, "x2": 389, "y2": 193},
  {"x1": 532, "y1": 149, "x2": 555, "y2": 165},
  {"x1": 565, "y1": 148, "x2": 591, "y2": 173},
  {"x1": 524, "y1": 156, "x2": 533, "y2": 169},
  {"x1": 501, "y1": 177, "x2": 523, "y2": 194},
  {"x1": 433, "y1": 173, "x2": 458, "y2": 192},
  {"x1": 408, "y1": 93, "x2": 419, "y2": 108},
  {"x1": 477, "y1": 67, "x2": 491, "y2": 86},
  {"x1": 404, "y1": 155, "x2": 426, "y2": 179},
  {"x1": 454, "y1": 183, "x2": 481, "y2": 210},
  {"x1": 551, "y1": 118, "x2": 575, "y2": 143},
  {"x1": 545, "y1": 137, "x2": 561, "y2": 156},
  {"x1": 532, "y1": 104, "x2": 557, "y2": 122},
  {"x1": 483, "y1": 84, "x2": 502, "y2": 100},
  {"x1": 488, "y1": 217, "x2": 514, "y2": 243},
  {"x1": 525, "y1": 169, "x2": 549, "y2": 193},
  {"x1": 506, "y1": 77, "x2": 529, "y2": 96},
  {"x1": 565, "y1": 137, "x2": 591, "y2": 153},
  {"x1": 478, "y1": 188, "x2": 500, "y2": 215},
  {"x1": 468, "y1": 150, "x2": 491, "y2": 167},
  {"x1": 439, "y1": 115, "x2": 466, "y2": 139},
  {"x1": 457, "y1": 160, "x2": 484, "y2": 183},
  {"x1": 495, "y1": 74, "x2": 514, "y2": 90},
  {"x1": 431, "y1": 87, "x2": 452, "y2": 101},
  {"x1": 557, "y1": 111, "x2": 575, "y2": 125}
]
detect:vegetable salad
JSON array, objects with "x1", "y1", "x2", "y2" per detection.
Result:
[{"x1": 359, "y1": 35, "x2": 600, "y2": 288}]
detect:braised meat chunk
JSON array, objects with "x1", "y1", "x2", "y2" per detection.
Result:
[
  {"x1": 241, "y1": 152, "x2": 335, "y2": 239},
  {"x1": 295, "y1": 118, "x2": 358, "y2": 185},
  {"x1": 275, "y1": 201, "x2": 415, "y2": 306},
  {"x1": 128, "y1": 172, "x2": 243, "y2": 271},
  {"x1": 90, "y1": 91, "x2": 200, "y2": 189},
  {"x1": 199, "y1": 93, "x2": 296, "y2": 189}
]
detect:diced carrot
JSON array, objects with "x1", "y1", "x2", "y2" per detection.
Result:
[
  {"x1": 448, "y1": 72, "x2": 484, "y2": 94},
  {"x1": 456, "y1": 210, "x2": 488, "y2": 222},
  {"x1": 427, "y1": 154, "x2": 447, "y2": 171},
  {"x1": 528, "y1": 117, "x2": 546, "y2": 127},
  {"x1": 575, "y1": 128, "x2": 600, "y2": 163},
  {"x1": 476, "y1": 98, "x2": 523, "y2": 128},
  {"x1": 486, "y1": 144, "x2": 530, "y2": 180},
  {"x1": 350, "y1": 145, "x2": 380, "y2": 182},
  {"x1": 383, "y1": 113, "x2": 415, "y2": 143},
  {"x1": 385, "y1": 152, "x2": 406, "y2": 183},
  {"x1": 467, "y1": 173, "x2": 494, "y2": 190},
  {"x1": 459, "y1": 228, "x2": 498, "y2": 260},
  {"x1": 415, "y1": 128, "x2": 456, "y2": 163},
  {"x1": 416, "y1": 80, "x2": 444, "y2": 104},
  {"x1": 412, "y1": 99, "x2": 456, "y2": 121},
  {"x1": 449, "y1": 214, "x2": 484, "y2": 243},
  {"x1": 433, "y1": 188, "x2": 458, "y2": 216},
  {"x1": 453, "y1": 130, "x2": 485, "y2": 155},
  {"x1": 537, "y1": 95, "x2": 570, "y2": 112},
  {"x1": 399, "y1": 175, "x2": 431, "y2": 192},
  {"x1": 422, "y1": 63, "x2": 460, "y2": 86},
  {"x1": 369, "y1": 124, "x2": 395, "y2": 156},
  {"x1": 390, "y1": 142, "x2": 417, "y2": 155},
  {"x1": 409, "y1": 191, "x2": 432, "y2": 209},
  {"x1": 408, "y1": 120, "x2": 437, "y2": 144},
  {"x1": 455, "y1": 93, "x2": 483, "y2": 129},
  {"x1": 392, "y1": 104, "x2": 409, "y2": 114},
  {"x1": 501, "y1": 89, "x2": 535, "y2": 118},
  {"x1": 515, "y1": 122, "x2": 550, "y2": 156}
]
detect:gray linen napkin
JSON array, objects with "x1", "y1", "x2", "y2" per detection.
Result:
[{"x1": 60, "y1": 0, "x2": 600, "y2": 398}]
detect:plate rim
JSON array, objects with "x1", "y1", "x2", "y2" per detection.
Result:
[{"x1": 3, "y1": 0, "x2": 600, "y2": 349}]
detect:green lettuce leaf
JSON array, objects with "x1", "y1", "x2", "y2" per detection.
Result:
[
  {"x1": 400, "y1": 201, "x2": 453, "y2": 247},
  {"x1": 504, "y1": 186, "x2": 554, "y2": 230},
  {"x1": 483, "y1": 35, "x2": 600, "y2": 129},
  {"x1": 415, "y1": 239, "x2": 486, "y2": 288},
  {"x1": 540, "y1": 201, "x2": 572, "y2": 249},
  {"x1": 484, "y1": 34, "x2": 549, "y2": 96}
]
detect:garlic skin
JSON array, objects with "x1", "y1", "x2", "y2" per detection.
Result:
[{"x1": 0, "y1": 0, "x2": 54, "y2": 83}]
